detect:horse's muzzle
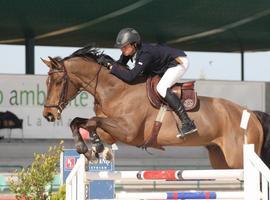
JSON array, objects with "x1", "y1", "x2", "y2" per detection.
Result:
[
  {"x1": 43, "y1": 107, "x2": 62, "y2": 122},
  {"x1": 44, "y1": 112, "x2": 55, "y2": 122}
]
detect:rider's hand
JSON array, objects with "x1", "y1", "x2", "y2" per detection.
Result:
[{"x1": 97, "y1": 56, "x2": 112, "y2": 69}]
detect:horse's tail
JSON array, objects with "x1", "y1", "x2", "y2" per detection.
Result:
[{"x1": 253, "y1": 110, "x2": 270, "y2": 168}]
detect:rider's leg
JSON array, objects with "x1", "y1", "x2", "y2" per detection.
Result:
[
  {"x1": 164, "y1": 88, "x2": 197, "y2": 137},
  {"x1": 156, "y1": 57, "x2": 197, "y2": 137}
]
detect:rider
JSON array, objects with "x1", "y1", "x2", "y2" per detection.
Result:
[{"x1": 98, "y1": 28, "x2": 197, "y2": 137}]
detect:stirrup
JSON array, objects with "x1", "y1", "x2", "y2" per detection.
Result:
[{"x1": 176, "y1": 127, "x2": 197, "y2": 138}]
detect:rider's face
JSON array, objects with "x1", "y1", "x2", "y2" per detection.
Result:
[{"x1": 121, "y1": 44, "x2": 136, "y2": 56}]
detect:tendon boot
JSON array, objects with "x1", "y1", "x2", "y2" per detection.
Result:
[
  {"x1": 164, "y1": 88, "x2": 197, "y2": 138},
  {"x1": 89, "y1": 131, "x2": 104, "y2": 153}
]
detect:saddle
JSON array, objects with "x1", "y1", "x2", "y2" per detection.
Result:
[{"x1": 146, "y1": 75, "x2": 199, "y2": 111}]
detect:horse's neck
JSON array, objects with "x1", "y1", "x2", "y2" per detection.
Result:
[
  {"x1": 66, "y1": 59, "x2": 128, "y2": 105},
  {"x1": 95, "y1": 69, "x2": 128, "y2": 104}
]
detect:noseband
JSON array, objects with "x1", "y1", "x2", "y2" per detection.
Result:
[{"x1": 44, "y1": 62, "x2": 102, "y2": 113}]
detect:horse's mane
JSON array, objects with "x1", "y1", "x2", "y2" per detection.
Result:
[
  {"x1": 63, "y1": 45, "x2": 110, "y2": 62},
  {"x1": 58, "y1": 45, "x2": 146, "y2": 84},
  {"x1": 62, "y1": 45, "x2": 146, "y2": 84}
]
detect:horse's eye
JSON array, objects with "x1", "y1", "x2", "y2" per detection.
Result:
[{"x1": 55, "y1": 79, "x2": 63, "y2": 85}]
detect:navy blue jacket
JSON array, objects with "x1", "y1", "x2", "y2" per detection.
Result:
[{"x1": 110, "y1": 43, "x2": 186, "y2": 83}]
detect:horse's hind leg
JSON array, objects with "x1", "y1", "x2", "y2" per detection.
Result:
[{"x1": 206, "y1": 144, "x2": 229, "y2": 169}]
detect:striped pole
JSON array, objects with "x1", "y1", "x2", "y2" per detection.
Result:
[
  {"x1": 116, "y1": 191, "x2": 244, "y2": 200},
  {"x1": 86, "y1": 169, "x2": 243, "y2": 181}
]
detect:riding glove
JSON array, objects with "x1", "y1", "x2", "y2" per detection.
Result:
[{"x1": 97, "y1": 56, "x2": 113, "y2": 69}]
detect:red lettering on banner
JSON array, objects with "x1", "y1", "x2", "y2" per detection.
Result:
[{"x1": 65, "y1": 157, "x2": 75, "y2": 170}]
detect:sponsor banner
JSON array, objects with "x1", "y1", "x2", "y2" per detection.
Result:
[{"x1": 0, "y1": 74, "x2": 95, "y2": 138}]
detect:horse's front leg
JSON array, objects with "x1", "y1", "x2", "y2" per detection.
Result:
[
  {"x1": 70, "y1": 117, "x2": 89, "y2": 153},
  {"x1": 70, "y1": 117, "x2": 101, "y2": 162},
  {"x1": 81, "y1": 115, "x2": 141, "y2": 162},
  {"x1": 84, "y1": 118, "x2": 115, "y2": 161},
  {"x1": 70, "y1": 116, "x2": 115, "y2": 162},
  {"x1": 84, "y1": 116, "x2": 141, "y2": 161},
  {"x1": 86, "y1": 116, "x2": 141, "y2": 144}
]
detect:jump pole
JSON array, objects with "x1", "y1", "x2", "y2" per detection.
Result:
[
  {"x1": 116, "y1": 191, "x2": 244, "y2": 200},
  {"x1": 86, "y1": 169, "x2": 243, "y2": 181}
]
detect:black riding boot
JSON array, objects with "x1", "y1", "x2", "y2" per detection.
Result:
[{"x1": 164, "y1": 88, "x2": 197, "y2": 138}]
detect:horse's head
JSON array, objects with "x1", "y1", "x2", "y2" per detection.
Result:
[
  {"x1": 42, "y1": 46, "x2": 119, "y2": 122},
  {"x1": 42, "y1": 57, "x2": 79, "y2": 122}
]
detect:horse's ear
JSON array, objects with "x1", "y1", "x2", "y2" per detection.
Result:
[
  {"x1": 48, "y1": 56, "x2": 61, "y2": 69},
  {"x1": 41, "y1": 58, "x2": 52, "y2": 68}
]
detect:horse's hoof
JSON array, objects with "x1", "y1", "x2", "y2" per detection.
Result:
[
  {"x1": 76, "y1": 142, "x2": 88, "y2": 154},
  {"x1": 84, "y1": 150, "x2": 99, "y2": 164},
  {"x1": 102, "y1": 147, "x2": 113, "y2": 162}
]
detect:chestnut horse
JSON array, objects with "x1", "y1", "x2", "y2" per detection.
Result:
[{"x1": 42, "y1": 46, "x2": 266, "y2": 169}]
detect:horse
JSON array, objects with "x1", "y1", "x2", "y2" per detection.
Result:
[{"x1": 42, "y1": 46, "x2": 266, "y2": 169}]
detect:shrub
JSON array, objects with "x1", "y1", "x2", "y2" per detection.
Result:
[
  {"x1": 50, "y1": 185, "x2": 66, "y2": 200},
  {"x1": 8, "y1": 141, "x2": 64, "y2": 200}
]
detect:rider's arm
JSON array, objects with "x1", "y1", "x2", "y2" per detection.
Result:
[
  {"x1": 117, "y1": 54, "x2": 130, "y2": 66},
  {"x1": 110, "y1": 52, "x2": 152, "y2": 83}
]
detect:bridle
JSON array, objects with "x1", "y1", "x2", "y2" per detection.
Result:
[
  {"x1": 44, "y1": 61, "x2": 102, "y2": 113},
  {"x1": 44, "y1": 64, "x2": 69, "y2": 113}
]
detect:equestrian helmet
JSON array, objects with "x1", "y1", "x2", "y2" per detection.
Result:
[{"x1": 115, "y1": 28, "x2": 141, "y2": 48}]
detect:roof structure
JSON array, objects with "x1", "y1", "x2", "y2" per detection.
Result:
[{"x1": 1, "y1": 0, "x2": 270, "y2": 52}]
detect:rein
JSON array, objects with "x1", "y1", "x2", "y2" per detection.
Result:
[
  {"x1": 44, "y1": 61, "x2": 102, "y2": 112},
  {"x1": 79, "y1": 64, "x2": 102, "y2": 98}
]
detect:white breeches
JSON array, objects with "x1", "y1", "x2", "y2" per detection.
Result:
[{"x1": 156, "y1": 57, "x2": 189, "y2": 98}]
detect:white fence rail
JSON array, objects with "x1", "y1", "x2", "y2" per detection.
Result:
[
  {"x1": 66, "y1": 154, "x2": 86, "y2": 200},
  {"x1": 244, "y1": 144, "x2": 270, "y2": 200},
  {"x1": 65, "y1": 144, "x2": 270, "y2": 200}
]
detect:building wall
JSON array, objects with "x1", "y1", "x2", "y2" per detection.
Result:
[{"x1": 196, "y1": 80, "x2": 268, "y2": 112}]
